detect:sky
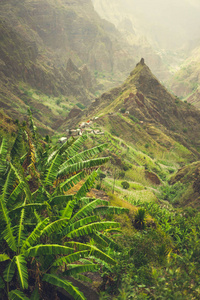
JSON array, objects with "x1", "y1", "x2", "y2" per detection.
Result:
[{"x1": 92, "y1": 0, "x2": 200, "y2": 49}]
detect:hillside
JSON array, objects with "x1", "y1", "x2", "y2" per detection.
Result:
[
  {"x1": 59, "y1": 59, "x2": 200, "y2": 213},
  {"x1": 168, "y1": 43, "x2": 200, "y2": 109},
  {"x1": 169, "y1": 161, "x2": 200, "y2": 208},
  {"x1": 67, "y1": 59, "x2": 200, "y2": 154},
  {"x1": 0, "y1": 0, "x2": 135, "y2": 133}
]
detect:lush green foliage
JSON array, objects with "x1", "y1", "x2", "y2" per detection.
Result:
[
  {"x1": 0, "y1": 118, "x2": 128, "y2": 300},
  {"x1": 99, "y1": 200, "x2": 200, "y2": 299},
  {"x1": 121, "y1": 181, "x2": 130, "y2": 190}
]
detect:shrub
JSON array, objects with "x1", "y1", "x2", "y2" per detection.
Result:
[
  {"x1": 133, "y1": 208, "x2": 146, "y2": 229},
  {"x1": 120, "y1": 108, "x2": 126, "y2": 113},
  {"x1": 121, "y1": 181, "x2": 130, "y2": 189},
  {"x1": 119, "y1": 171, "x2": 125, "y2": 179},
  {"x1": 76, "y1": 102, "x2": 86, "y2": 110},
  {"x1": 129, "y1": 115, "x2": 139, "y2": 122}
]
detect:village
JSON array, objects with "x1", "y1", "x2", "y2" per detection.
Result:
[{"x1": 58, "y1": 116, "x2": 104, "y2": 143}]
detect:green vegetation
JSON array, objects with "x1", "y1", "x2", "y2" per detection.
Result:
[
  {"x1": 0, "y1": 116, "x2": 129, "y2": 300},
  {"x1": 99, "y1": 201, "x2": 200, "y2": 299},
  {"x1": 1, "y1": 104, "x2": 200, "y2": 299},
  {"x1": 121, "y1": 181, "x2": 130, "y2": 189}
]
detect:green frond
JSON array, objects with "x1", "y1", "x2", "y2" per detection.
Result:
[
  {"x1": 11, "y1": 127, "x2": 24, "y2": 160},
  {"x1": 0, "y1": 276, "x2": 5, "y2": 289},
  {"x1": 9, "y1": 203, "x2": 47, "y2": 215},
  {"x1": 75, "y1": 170, "x2": 98, "y2": 201},
  {"x1": 61, "y1": 200, "x2": 74, "y2": 219},
  {"x1": 44, "y1": 153, "x2": 62, "y2": 186},
  {"x1": 47, "y1": 137, "x2": 74, "y2": 164},
  {"x1": 0, "y1": 137, "x2": 8, "y2": 160},
  {"x1": 63, "y1": 263, "x2": 99, "y2": 276},
  {"x1": 52, "y1": 250, "x2": 90, "y2": 267},
  {"x1": 7, "y1": 181, "x2": 26, "y2": 208},
  {"x1": 27, "y1": 134, "x2": 37, "y2": 169},
  {"x1": 0, "y1": 195, "x2": 17, "y2": 251},
  {"x1": 64, "y1": 135, "x2": 88, "y2": 158},
  {"x1": 28, "y1": 109, "x2": 37, "y2": 140},
  {"x1": 59, "y1": 171, "x2": 86, "y2": 192},
  {"x1": 0, "y1": 253, "x2": 10, "y2": 262},
  {"x1": 91, "y1": 232, "x2": 109, "y2": 248},
  {"x1": 30, "y1": 287, "x2": 40, "y2": 300},
  {"x1": 43, "y1": 274, "x2": 86, "y2": 300},
  {"x1": 15, "y1": 255, "x2": 28, "y2": 289},
  {"x1": 47, "y1": 150, "x2": 57, "y2": 165},
  {"x1": 57, "y1": 157, "x2": 109, "y2": 178},
  {"x1": 62, "y1": 215, "x2": 100, "y2": 236},
  {"x1": 10, "y1": 163, "x2": 32, "y2": 203},
  {"x1": 92, "y1": 232, "x2": 120, "y2": 251},
  {"x1": 3, "y1": 258, "x2": 16, "y2": 283},
  {"x1": 66, "y1": 221, "x2": 120, "y2": 238},
  {"x1": 49, "y1": 195, "x2": 74, "y2": 206},
  {"x1": 41, "y1": 218, "x2": 69, "y2": 237},
  {"x1": 62, "y1": 144, "x2": 108, "y2": 166},
  {"x1": 8, "y1": 290, "x2": 30, "y2": 300},
  {"x1": 65, "y1": 242, "x2": 116, "y2": 265},
  {"x1": 69, "y1": 199, "x2": 109, "y2": 224},
  {"x1": 17, "y1": 208, "x2": 26, "y2": 250},
  {"x1": 105, "y1": 228, "x2": 122, "y2": 233},
  {"x1": 21, "y1": 218, "x2": 49, "y2": 253},
  {"x1": 73, "y1": 274, "x2": 92, "y2": 284},
  {"x1": 24, "y1": 244, "x2": 74, "y2": 257},
  {"x1": 94, "y1": 206, "x2": 129, "y2": 215},
  {"x1": 1, "y1": 167, "x2": 16, "y2": 202},
  {"x1": 0, "y1": 137, "x2": 8, "y2": 175},
  {"x1": 33, "y1": 209, "x2": 42, "y2": 223}
]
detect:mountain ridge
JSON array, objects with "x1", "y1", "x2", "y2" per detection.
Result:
[
  {"x1": 0, "y1": 0, "x2": 137, "y2": 132},
  {"x1": 64, "y1": 59, "x2": 200, "y2": 157}
]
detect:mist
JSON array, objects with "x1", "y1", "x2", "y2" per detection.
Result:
[{"x1": 92, "y1": 0, "x2": 200, "y2": 50}]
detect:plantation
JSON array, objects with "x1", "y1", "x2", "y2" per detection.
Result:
[
  {"x1": 0, "y1": 115, "x2": 129, "y2": 300},
  {"x1": 1, "y1": 113, "x2": 200, "y2": 300}
]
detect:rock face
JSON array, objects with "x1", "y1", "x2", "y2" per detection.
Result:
[
  {"x1": 169, "y1": 162, "x2": 200, "y2": 208},
  {"x1": 0, "y1": 0, "x2": 136, "y2": 130},
  {"x1": 145, "y1": 171, "x2": 161, "y2": 185},
  {"x1": 0, "y1": 0, "x2": 134, "y2": 73}
]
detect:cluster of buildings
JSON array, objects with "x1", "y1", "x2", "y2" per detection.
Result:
[{"x1": 58, "y1": 117, "x2": 104, "y2": 143}]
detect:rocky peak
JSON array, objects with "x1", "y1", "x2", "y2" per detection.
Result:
[
  {"x1": 139, "y1": 58, "x2": 145, "y2": 65},
  {"x1": 79, "y1": 64, "x2": 94, "y2": 90},
  {"x1": 66, "y1": 58, "x2": 79, "y2": 74}
]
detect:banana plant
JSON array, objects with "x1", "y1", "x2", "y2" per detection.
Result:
[
  {"x1": 0, "y1": 130, "x2": 129, "y2": 299},
  {"x1": 0, "y1": 184, "x2": 126, "y2": 300}
]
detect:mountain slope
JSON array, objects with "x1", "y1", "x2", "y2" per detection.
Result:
[
  {"x1": 0, "y1": 0, "x2": 135, "y2": 132},
  {"x1": 66, "y1": 59, "x2": 200, "y2": 157},
  {"x1": 169, "y1": 161, "x2": 200, "y2": 208},
  {"x1": 168, "y1": 44, "x2": 200, "y2": 109}
]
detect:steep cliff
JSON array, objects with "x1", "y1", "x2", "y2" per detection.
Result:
[{"x1": 0, "y1": 0, "x2": 135, "y2": 132}]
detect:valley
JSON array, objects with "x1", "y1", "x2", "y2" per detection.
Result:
[{"x1": 0, "y1": 1, "x2": 200, "y2": 299}]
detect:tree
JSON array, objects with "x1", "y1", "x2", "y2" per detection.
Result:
[{"x1": 121, "y1": 181, "x2": 130, "y2": 189}]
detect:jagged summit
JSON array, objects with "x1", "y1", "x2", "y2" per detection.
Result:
[
  {"x1": 137, "y1": 58, "x2": 145, "y2": 66},
  {"x1": 66, "y1": 58, "x2": 80, "y2": 74}
]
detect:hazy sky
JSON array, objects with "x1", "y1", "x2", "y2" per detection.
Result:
[{"x1": 92, "y1": 0, "x2": 200, "y2": 49}]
